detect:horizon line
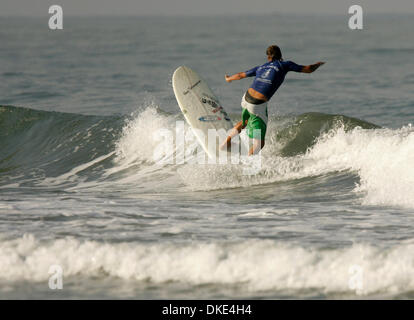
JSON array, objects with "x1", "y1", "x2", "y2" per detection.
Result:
[{"x1": 1, "y1": 11, "x2": 414, "y2": 18}]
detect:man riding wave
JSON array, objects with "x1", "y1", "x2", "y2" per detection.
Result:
[{"x1": 220, "y1": 45, "x2": 325, "y2": 155}]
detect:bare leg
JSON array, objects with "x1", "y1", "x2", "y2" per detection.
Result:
[
  {"x1": 248, "y1": 139, "x2": 265, "y2": 156},
  {"x1": 220, "y1": 120, "x2": 246, "y2": 150}
]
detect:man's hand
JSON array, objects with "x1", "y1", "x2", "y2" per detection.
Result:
[
  {"x1": 302, "y1": 62, "x2": 325, "y2": 73},
  {"x1": 225, "y1": 72, "x2": 246, "y2": 83}
]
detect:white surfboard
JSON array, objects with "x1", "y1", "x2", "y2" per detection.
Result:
[{"x1": 172, "y1": 66, "x2": 236, "y2": 159}]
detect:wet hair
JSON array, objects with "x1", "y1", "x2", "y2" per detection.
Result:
[{"x1": 266, "y1": 45, "x2": 282, "y2": 61}]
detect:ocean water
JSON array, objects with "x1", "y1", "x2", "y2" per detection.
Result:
[{"x1": 0, "y1": 14, "x2": 413, "y2": 299}]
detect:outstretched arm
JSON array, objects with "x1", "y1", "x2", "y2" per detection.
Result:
[
  {"x1": 225, "y1": 72, "x2": 247, "y2": 83},
  {"x1": 302, "y1": 62, "x2": 325, "y2": 73}
]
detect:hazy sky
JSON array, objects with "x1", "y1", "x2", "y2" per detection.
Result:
[{"x1": 1, "y1": 0, "x2": 414, "y2": 16}]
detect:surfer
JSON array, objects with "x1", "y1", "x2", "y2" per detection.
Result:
[{"x1": 220, "y1": 45, "x2": 325, "y2": 155}]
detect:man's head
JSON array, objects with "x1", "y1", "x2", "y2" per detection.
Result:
[{"x1": 266, "y1": 45, "x2": 282, "y2": 61}]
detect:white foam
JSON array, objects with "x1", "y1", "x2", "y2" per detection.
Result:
[
  {"x1": 239, "y1": 208, "x2": 299, "y2": 217},
  {"x1": 179, "y1": 124, "x2": 414, "y2": 209},
  {"x1": 58, "y1": 105, "x2": 413, "y2": 208},
  {"x1": 109, "y1": 105, "x2": 200, "y2": 175},
  {"x1": 307, "y1": 125, "x2": 414, "y2": 208},
  {"x1": 1, "y1": 235, "x2": 414, "y2": 295},
  {"x1": 114, "y1": 106, "x2": 174, "y2": 166}
]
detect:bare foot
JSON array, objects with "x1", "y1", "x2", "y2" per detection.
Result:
[{"x1": 219, "y1": 141, "x2": 229, "y2": 150}]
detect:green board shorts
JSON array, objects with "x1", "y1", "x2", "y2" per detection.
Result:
[
  {"x1": 241, "y1": 93, "x2": 268, "y2": 141},
  {"x1": 241, "y1": 108, "x2": 267, "y2": 140}
]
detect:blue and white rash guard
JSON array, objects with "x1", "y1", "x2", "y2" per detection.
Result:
[{"x1": 245, "y1": 60, "x2": 304, "y2": 99}]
